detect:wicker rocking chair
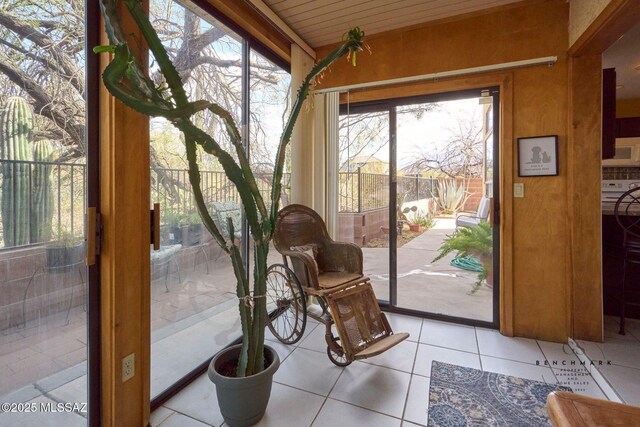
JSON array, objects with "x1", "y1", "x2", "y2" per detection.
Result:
[{"x1": 268, "y1": 204, "x2": 409, "y2": 366}]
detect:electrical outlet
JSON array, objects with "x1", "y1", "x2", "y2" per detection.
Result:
[{"x1": 122, "y1": 353, "x2": 135, "y2": 382}]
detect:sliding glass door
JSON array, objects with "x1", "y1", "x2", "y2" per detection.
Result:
[
  {"x1": 338, "y1": 110, "x2": 390, "y2": 301},
  {"x1": 148, "y1": 0, "x2": 291, "y2": 400},
  {"x1": 0, "y1": 0, "x2": 100, "y2": 424},
  {"x1": 339, "y1": 88, "x2": 499, "y2": 327}
]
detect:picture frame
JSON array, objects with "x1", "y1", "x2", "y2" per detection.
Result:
[{"x1": 517, "y1": 135, "x2": 558, "y2": 177}]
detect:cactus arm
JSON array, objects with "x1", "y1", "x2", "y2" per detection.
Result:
[
  {"x1": 176, "y1": 119, "x2": 264, "y2": 245},
  {"x1": 248, "y1": 243, "x2": 268, "y2": 374},
  {"x1": 269, "y1": 38, "x2": 364, "y2": 231},
  {"x1": 206, "y1": 104, "x2": 269, "y2": 226},
  {"x1": 1, "y1": 97, "x2": 33, "y2": 247},
  {"x1": 31, "y1": 140, "x2": 54, "y2": 243},
  {"x1": 184, "y1": 135, "x2": 229, "y2": 252},
  {"x1": 122, "y1": 0, "x2": 188, "y2": 107},
  {"x1": 227, "y1": 219, "x2": 252, "y2": 377}
]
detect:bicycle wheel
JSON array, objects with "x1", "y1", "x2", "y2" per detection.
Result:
[{"x1": 266, "y1": 264, "x2": 307, "y2": 344}]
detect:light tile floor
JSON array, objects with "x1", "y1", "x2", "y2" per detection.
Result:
[
  {"x1": 152, "y1": 313, "x2": 608, "y2": 427},
  {"x1": 576, "y1": 315, "x2": 640, "y2": 406}
]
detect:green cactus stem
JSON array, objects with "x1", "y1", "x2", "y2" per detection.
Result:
[
  {"x1": 0, "y1": 96, "x2": 34, "y2": 247},
  {"x1": 31, "y1": 139, "x2": 55, "y2": 243},
  {"x1": 97, "y1": 0, "x2": 365, "y2": 377}
]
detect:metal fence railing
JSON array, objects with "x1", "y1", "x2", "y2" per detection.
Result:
[
  {"x1": 339, "y1": 169, "x2": 437, "y2": 213},
  {"x1": 0, "y1": 158, "x2": 439, "y2": 248},
  {"x1": 151, "y1": 169, "x2": 292, "y2": 220}
]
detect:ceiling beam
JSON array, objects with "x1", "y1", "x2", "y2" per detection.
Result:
[{"x1": 247, "y1": 0, "x2": 316, "y2": 59}]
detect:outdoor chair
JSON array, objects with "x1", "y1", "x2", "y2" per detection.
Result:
[
  {"x1": 210, "y1": 201, "x2": 242, "y2": 240},
  {"x1": 456, "y1": 196, "x2": 490, "y2": 228}
]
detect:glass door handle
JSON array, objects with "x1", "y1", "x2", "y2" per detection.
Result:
[
  {"x1": 151, "y1": 203, "x2": 160, "y2": 250},
  {"x1": 86, "y1": 207, "x2": 101, "y2": 266},
  {"x1": 489, "y1": 198, "x2": 495, "y2": 227}
]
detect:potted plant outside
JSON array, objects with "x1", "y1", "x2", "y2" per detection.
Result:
[
  {"x1": 433, "y1": 221, "x2": 493, "y2": 290},
  {"x1": 46, "y1": 228, "x2": 85, "y2": 273},
  {"x1": 96, "y1": 2, "x2": 366, "y2": 425},
  {"x1": 162, "y1": 210, "x2": 185, "y2": 245},
  {"x1": 184, "y1": 210, "x2": 203, "y2": 246}
]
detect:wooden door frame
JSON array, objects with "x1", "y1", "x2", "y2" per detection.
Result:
[
  {"x1": 337, "y1": 73, "x2": 515, "y2": 335},
  {"x1": 568, "y1": 0, "x2": 640, "y2": 342}
]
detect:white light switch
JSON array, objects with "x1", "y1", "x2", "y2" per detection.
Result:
[{"x1": 514, "y1": 183, "x2": 524, "y2": 198}]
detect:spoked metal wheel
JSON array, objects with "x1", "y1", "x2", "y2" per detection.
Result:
[
  {"x1": 327, "y1": 336, "x2": 351, "y2": 367},
  {"x1": 266, "y1": 264, "x2": 307, "y2": 344}
]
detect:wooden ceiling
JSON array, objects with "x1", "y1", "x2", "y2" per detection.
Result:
[{"x1": 259, "y1": 0, "x2": 523, "y2": 47}]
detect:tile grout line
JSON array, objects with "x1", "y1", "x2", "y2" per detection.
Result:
[
  {"x1": 309, "y1": 364, "x2": 347, "y2": 427},
  {"x1": 535, "y1": 340, "x2": 558, "y2": 384},
  {"x1": 475, "y1": 327, "x2": 483, "y2": 371},
  {"x1": 400, "y1": 318, "x2": 425, "y2": 426}
]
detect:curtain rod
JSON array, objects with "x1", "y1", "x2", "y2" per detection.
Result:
[{"x1": 313, "y1": 56, "x2": 557, "y2": 94}]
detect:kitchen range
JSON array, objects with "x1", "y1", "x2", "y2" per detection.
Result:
[{"x1": 602, "y1": 179, "x2": 640, "y2": 215}]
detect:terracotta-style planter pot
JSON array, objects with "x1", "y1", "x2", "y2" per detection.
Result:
[
  {"x1": 477, "y1": 253, "x2": 493, "y2": 288},
  {"x1": 409, "y1": 224, "x2": 420, "y2": 232},
  {"x1": 208, "y1": 344, "x2": 280, "y2": 427}
]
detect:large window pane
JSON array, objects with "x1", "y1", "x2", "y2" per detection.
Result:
[
  {"x1": 0, "y1": 1, "x2": 88, "y2": 424},
  {"x1": 149, "y1": 2, "x2": 291, "y2": 398},
  {"x1": 395, "y1": 98, "x2": 493, "y2": 321},
  {"x1": 338, "y1": 111, "x2": 390, "y2": 302},
  {"x1": 149, "y1": 0, "x2": 243, "y2": 398}
]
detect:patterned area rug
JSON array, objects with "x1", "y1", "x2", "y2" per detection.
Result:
[{"x1": 428, "y1": 361, "x2": 572, "y2": 427}]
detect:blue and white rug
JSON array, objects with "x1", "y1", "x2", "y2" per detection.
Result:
[{"x1": 428, "y1": 361, "x2": 572, "y2": 427}]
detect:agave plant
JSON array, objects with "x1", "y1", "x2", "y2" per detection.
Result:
[
  {"x1": 96, "y1": 0, "x2": 365, "y2": 377},
  {"x1": 433, "y1": 221, "x2": 493, "y2": 289},
  {"x1": 436, "y1": 178, "x2": 468, "y2": 214}
]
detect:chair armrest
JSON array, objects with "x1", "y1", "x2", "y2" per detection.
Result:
[
  {"x1": 319, "y1": 241, "x2": 363, "y2": 274},
  {"x1": 278, "y1": 249, "x2": 320, "y2": 289},
  {"x1": 455, "y1": 212, "x2": 477, "y2": 219}
]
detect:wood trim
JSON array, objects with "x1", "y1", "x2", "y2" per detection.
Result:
[
  {"x1": 336, "y1": 73, "x2": 514, "y2": 335},
  {"x1": 569, "y1": 0, "x2": 640, "y2": 57},
  {"x1": 99, "y1": 2, "x2": 151, "y2": 425},
  {"x1": 200, "y1": 0, "x2": 292, "y2": 63},
  {"x1": 568, "y1": 55, "x2": 603, "y2": 342}
]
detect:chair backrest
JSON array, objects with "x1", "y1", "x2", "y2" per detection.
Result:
[
  {"x1": 274, "y1": 204, "x2": 331, "y2": 253},
  {"x1": 615, "y1": 187, "x2": 640, "y2": 240},
  {"x1": 476, "y1": 197, "x2": 490, "y2": 220},
  {"x1": 210, "y1": 201, "x2": 242, "y2": 238}
]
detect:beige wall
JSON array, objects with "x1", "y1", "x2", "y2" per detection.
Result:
[
  {"x1": 569, "y1": 0, "x2": 612, "y2": 46},
  {"x1": 316, "y1": 0, "x2": 580, "y2": 343}
]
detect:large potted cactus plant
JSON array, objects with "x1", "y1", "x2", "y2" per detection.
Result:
[{"x1": 96, "y1": 1, "x2": 365, "y2": 425}]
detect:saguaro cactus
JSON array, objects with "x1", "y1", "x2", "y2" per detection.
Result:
[
  {"x1": 0, "y1": 96, "x2": 34, "y2": 247},
  {"x1": 31, "y1": 139, "x2": 55, "y2": 243}
]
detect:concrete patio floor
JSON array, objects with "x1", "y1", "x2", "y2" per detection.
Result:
[
  {"x1": 366, "y1": 218, "x2": 493, "y2": 321},
  {"x1": 0, "y1": 217, "x2": 493, "y2": 420}
]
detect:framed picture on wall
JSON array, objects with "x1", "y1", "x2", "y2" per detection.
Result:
[{"x1": 517, "y1": 135, "x2": 558, "y2": 177}]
